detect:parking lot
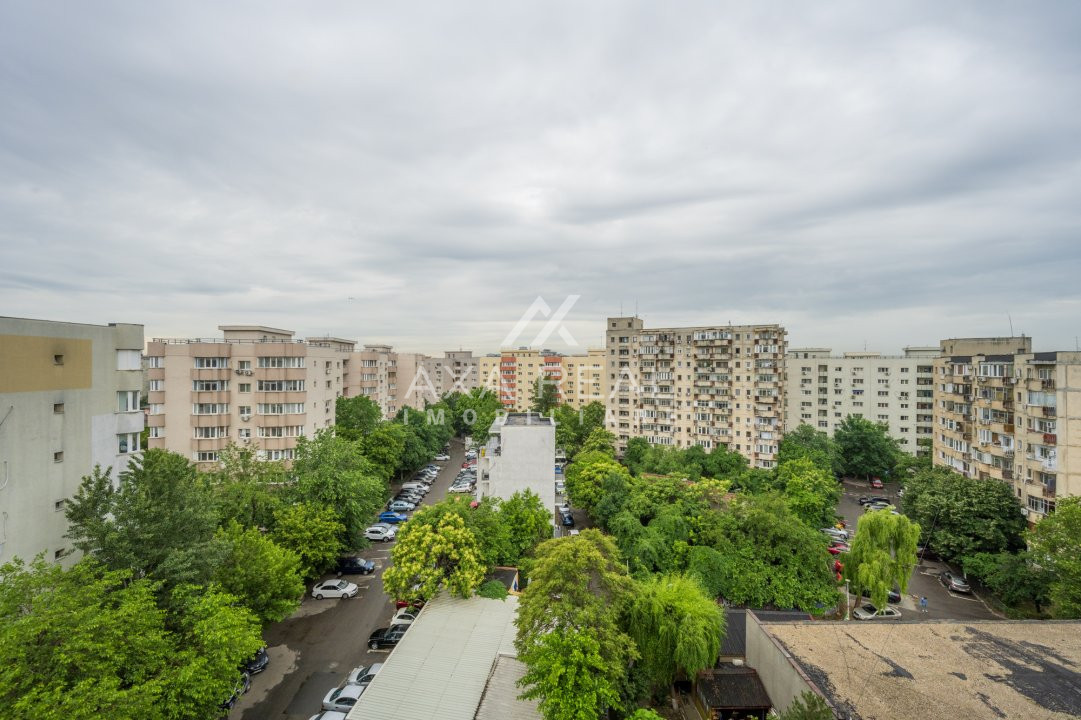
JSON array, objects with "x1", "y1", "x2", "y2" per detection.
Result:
[
  {"x1": 233, "y1": 439, "x2": 466, "y2": 720},
  {"x1": 835, "y1": 479, "x2": 999, "y2": 622}
]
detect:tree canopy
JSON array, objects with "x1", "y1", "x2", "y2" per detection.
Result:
[
  {"x1": 778, "y1": 424, "x2": 840, "y2": 477},
  {"x1": 1027, "y1": 497, "x2": 1081, "y2": 618},
  {"x1": 833, "y1": 416, "x2": 901, "y2": 479},
  {"x1": 382, "y1": 512, "x2": 488, "y2": 600},
  {"x1": 843, "y1": 510, "x2": 920, "y2": 611}
]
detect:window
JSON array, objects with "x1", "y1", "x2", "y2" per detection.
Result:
[
  {"x1": 146, "y1": 356, "x2": 164, "y2": 368},
  {"x1": 54, "y1": 451, "x2": 64, "y2": 462},
  {"x1": 53, "y1": 402, "x2": 64, "y2": 414},
  {"x1": 194, "y1": 357, "x2": 228, "y2": 369},
  {"x1": 238, "y1": 428, "x2": 252, "y2": 439},
  {"x1": 263, "y1": 449, "x2": 296, "y2": 461},
  {"x1": 258, "y1": 356, "x2": 304, "y2": 368},
  {"x1": 193, "y1": 403, "x2": 228, "y2": 415},
  {"x1": 195, "y1": 451, "x2": 219, "y2": 462},
  {"x1": 193, "y1": 380, "x2": 227, "y2": 392},
  {"x1": 148, "y1": 379, "x2": 163, "y2": 391},
  {"x1": 258, "y1": 380, "x2": 306, "y2": 392},
  {"x1": 117, "y1": 432, "x2": 141, "y2": 454},
  {"x1": 116, "y1": 349, "x2": 141, "y2": 370},
  {"x1": 54, "y1": 549, "x2": 66, "y2": 561},
  {"x1": 194, "y1": 426, "x2": 228, "y2": 439},
  {"x1": 55, "y1": 499, "x2": 66, "y2": 512},
  {"x1": 257, "y1": 403, "x2": 304, "y2": 415},
  {"x1": 237, "y1": 360, "x2": 251, "y2": 370},
  {"x1": 239, "y1": 383, "x2": 251, "y2": 393},
  {"x1": 149, "y1": 426, "x2": 164, "y2": 438},
  {"x1": 53, "y1": 354, "x2": 64, "y2": 365},
  {"x1": 117, "y1": 391, "x2": 140, "y2": 412}
]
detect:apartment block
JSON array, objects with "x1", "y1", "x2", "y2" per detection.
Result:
[
  {"x1": 605, "y1": 316, "x2": 787, "y2": 469},
  {"x1": 933, "y1": 336, "x2": 1080, "y2": 524},
  {"x1": 346, "y1": 344, "x2": 398, "y2": 416},
  {"x1": 0, "y1": 317, "x2": 144, "y2": 565},
  {"x1": 345, "y1": 347, "x2": 479, "y2": 419},
  {"x1": 479, "y1": 348, "x2": 607, "y2": 412},
  {"x1": 476, "y1": 413, "x2": 557, "y2": 525},
  {"x1": 146, "y1": 326, "x2": 352, "y2": 468},
  {"x1": 785, "y1": 347, "x2": 938, "y2": 455}
]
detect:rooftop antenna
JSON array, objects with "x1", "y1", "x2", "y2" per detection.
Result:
[
  {"x1": 620, "y1": 301, "x2": 624, "y2": 316},
  {"x1": 635, "y1": 298, "x2": 638, "y2": 318},
  {"x1": 1008, "y1": 313, "x2": 1014, "y2": 336}
]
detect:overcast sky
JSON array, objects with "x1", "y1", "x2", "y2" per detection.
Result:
[{"x1": 3, "y1": 2, "x2": 1080, "y2": 355}]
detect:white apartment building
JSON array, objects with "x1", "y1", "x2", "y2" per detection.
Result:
[
  {"x1": 146, "y1": 326, "x2": 352, "y2": 468},
  {"x1": 785, "y1": 347, "x2": 938, "y2": 455},
  {"x1": 0, "y1": 317, "x2": 145, "y2": 565},
  {"x1": 605, "y1": 316, "x2": 787, "y2": 469},
  {"x1": 476, "y1": 413, "x2": 557, "y2": 525}
]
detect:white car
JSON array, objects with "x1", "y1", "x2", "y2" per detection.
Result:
[
  {"x1": 449, "y1": 484, "x2": 473, "y2": 494},
  {"x1": 852, "y1": 603, "x2": 902, "y2": 620},
  {"x1": 393, "y1": 607, "x2": 419, "y2": 625},
  {"x1": 322, "y1": 683, "x2": 365, "y2": 712},
  {"x1": 312, "y1": 579, "x2": 358, "y2": 600},
  {"x1": 346, "y1": 662, "x2": 384, "y2": 687},
  {"x1": 365, "y1": 524, "x2": 397, "y2": 542},
  {"x1": 308, "y1": 712, "x2": 348, "y2": 720},
  {"x1": 434, "y1": 454, "x2": 450, "y2": 461},
  {"x1": 821, "y1": 528, "x2": 849, "y2": 541}
]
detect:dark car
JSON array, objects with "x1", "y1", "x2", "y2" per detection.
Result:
[
  {"x1": 219, "y1": 672, "x2": 252, "y2": 711},
  {"x1": 368, "y1": 623, "x2": 410, "y2": 650},
  {"x1": 861, "y1": 588, "x2": 902, "y2": 604},
  {"x1": 243, "y1": 646, "x2": 269, "y2": 675},
  {"x1": 560, "y1": 511, "x2": 574, "y2": 527},
  {"x1": 916, "y1": 545, "x2": 940, "y2": 562},
  {"x1": 858, "y1": 495, "x2": 890, "y2": 506},
  {"x1": 337, "y1": 556, "x2": 376, "y2": 575},
  {"x1": 941, "y1": 571, "x2": 971, "y2": 594}
]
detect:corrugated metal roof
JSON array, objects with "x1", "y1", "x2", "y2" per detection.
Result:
[
  {"x1": 474, "y1": 655, "x2": 542, "y2": 720},
  {"x1": 347, "y1": 593, "x2": 522, "y2": 720}
]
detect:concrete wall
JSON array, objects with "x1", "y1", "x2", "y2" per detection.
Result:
[
  {"x1": 479, "y1": 418, "x2": 556, "y2": 522},
  {"x1": 745, "y1": 614, "x2": 833, "y2": 717}
]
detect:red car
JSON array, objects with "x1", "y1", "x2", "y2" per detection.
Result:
[{"x1": 869, "y1": 477, "x2": 884, "y2": 489}]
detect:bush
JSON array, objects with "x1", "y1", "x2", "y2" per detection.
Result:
[{"x1": 476, "y1": 579, "x2": 509, "y2": 600}]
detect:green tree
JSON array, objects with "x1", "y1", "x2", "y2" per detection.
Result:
[
  {"x1": 382, "y1": 513, "x2": 487, "y2": 600},
  {"x1": 902, "y1": 466, "x2": 1026, "y2": 562},
  {"x1": 289, "y1": 431, "x2": 387, "y2": 547},
  {"x1": 779, "y1": 457, "x2": 841, "y2": 528},
  {"x1": 1028, "y1": 497, "x2": 1081, "y2": 618},
  {"x1": 454, "y1": 387, "x2": 503, "y2": 440},
  {"x1": 335, "y1": 395, "x2": 383, "y2": 440},
  {"x1": 686, "y1": 545, "x2": 727, "y2": 598},
  {"x1": 205, "y1": 443, "x2": 285, "y2": 530},
  {"x1": 0, "y1": 558, "x2": 262, "y2": 720},
  {"x1": 554, "y1": 402, "x2": 607, "y2": 458},
  {"x1": 579, "y1": 426, "x2": 617, "y2": 456},
  {"x1": 623, "y1": 437, "x2": 651, "y2": 473},
  {"x1": 500, "y1": 490, "x2": 555, "y2": 563},
  {"x1": 778, "y1": 424, "x2": 841, "y2": 476},
  {"x1": 65, "y1": 451, "x2": 219, "y2": 584},
  {"x1": 776, "y1": 691, "x2": 834, "y2": 720},
  {"x1": 516, "y1": 530, "x2": 637, "y2": 718},
  {"x1": 626, "y1": 574, "x2": 725, "y2": 692},
  {"x1": 531, "y1": 377, "x2": 561, "y2": 415},
  {"x1": 843, "y1": 510, "x2": 920, "y2": 612},
  {"x1": 627, "y1": 711, "x2": 665, "y2": 720},
  {"x1": 271, "y1": 503, "x2": 344, "y2": 580},
  {"x1": 564, "y1": 452, "x2": 628, "y2": 512},
  {"x1": 212, "y1": 521, "x2": 304, "y2": 623},
  {"x1": 360, "y1": 422, "x2": 408, "y2": 480},
  {"x1": 518, "y1": 628, "x2": 624, "y2": 720},
  {"x1": 834, "y1": 416, "x2": 900, "y2": 479},
  {"x1": 962, "y1": 551, "x2": 1052, "y2": 614}
]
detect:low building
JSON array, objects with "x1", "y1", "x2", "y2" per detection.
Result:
[
  {"x1": 346, "y1": 593, "x2": 540, "y2": 720},
  {"x1": 746, "y1": 613, "x2": 1081, "y2": 719},
  {"x1": 476, "y1": 413, "x2": 556, "y2": 522},
  {"x1": 694, "y1": 666, "x2": 772, "y2": 720},
  {"x1": 0, "y1": 317, "x2": 144, "y2": 565}
]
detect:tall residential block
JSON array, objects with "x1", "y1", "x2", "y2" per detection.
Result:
[
  {"x1": 0, "y1": 317, "x2": 144, "y2": 565},
  {"x1": 476, "y1": 413, "x2": 557, "y2": 525},
  {"x1": 785, "y1": 347, "x2": 938, "y2": 455},
  {"x1": 347, "y1": 344, "x2": 399, "y2": 416},
  {"x1": 146, "y1": 326, "x2": 353, "y2": 468},
  {"x1": 932, "y1": 336, "x2": 1079, "y2": 524},
  {"x1": 478, "y1": 348, "x2": 607, "y2": 412},
  {"x1": 605, "y1": 316, "x2": 787, "y2": 469}
]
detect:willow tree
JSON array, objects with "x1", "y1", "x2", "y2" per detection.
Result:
[
  {"x1": 843, "y1": 510, "x2": 921, "y2": 612},
  {"x1": 626, "y1": 573, "x2": 725, "y2": 693}
]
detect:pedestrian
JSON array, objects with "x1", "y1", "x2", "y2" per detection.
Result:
[{"x1": 920, "y1": 596, "x2": 928, "y2": 613}]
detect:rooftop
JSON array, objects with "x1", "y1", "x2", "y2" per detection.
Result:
[
  {"x1": 496, "y1": 412, "x2": 554, "y2": 427},
  {"x1": 766, "y1": 620, "x2": 1081, "y2": 720},
  {"x1": 347, "y1": 593, "x2": 538, "y2": 720}
]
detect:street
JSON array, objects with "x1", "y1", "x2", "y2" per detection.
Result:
[
  {"x1": 835, "y1": 478, "x2": 998, "y2": 622},
  {"x1": 233, "y1": 439, "x2": 466, "y2": 720}
]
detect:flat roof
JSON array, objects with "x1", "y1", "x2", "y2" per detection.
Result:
[
  {"x1": 497, "y1": 413, "x2": 554, "y2": 427},
  {"x1": 217, "y1": 324, "x2": 295, "y2": 335},
  {"x1": 766, "y1": 620, "x2": 1081, "y2": 719},
  {"x1": 347, "y1": 593, "x2": 537, "y2": 720}
]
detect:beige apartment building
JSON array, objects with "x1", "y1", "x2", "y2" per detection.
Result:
[
  {"x1": 478, "y1": 348, "x2": 607, "y2": 412},
  {"x1": 347, "y1": 344, "x2": 399, "y2": 416},
  {"x1": 605, "y1": 316, "x2": 787, "y2": 469},
  {"x1": 0, "y1": 317, "x2": 145, "y2": 565},
  {"x1": 146, "y1": 326, "x2": 353, "y2": 468},
  {"x1": 933, "y1": 336, "x2": 1080, "y2": 525},
  {"x1": 343, "y1": 347, "x2": 479, "y2": 419},
  {"x1": 785, "y1": 347, "x2": 938, "y2": 455}
]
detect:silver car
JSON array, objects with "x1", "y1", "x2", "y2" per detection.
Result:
[
  {"x1": 322, "y1": 683, "x2": 365, "y2": 712},
  {"x1": 346, "y1": 662, "x2": 384, "y2": 687},
  {"x1": 311, "y1": 579, "x2": 358, "y2": 600},
  {"x1": 852, "y1": 603, "x2": 902, "y2": 620},
  {"x1": 364, "y1": 524, "x2": 397, "y2": 542}
]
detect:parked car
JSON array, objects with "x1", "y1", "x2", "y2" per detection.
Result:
[
  {"x1": 860, "y1": 588, "x2": 902, "y2": 604},
  {"x1": 387, "y1": 500, "x2": 416, "y2": 512},
  {"x1": 394, "y1": 492, "x2": 423, "y2": 504},
  {"x1": 821, "y1": 527, "x2": 849, "y2": 541},
  {"x1": 865, "y1": 502, "x2": 894, "y2": 512},
  {"x1": 219, "y1": 672, "x2": 252, "y2": 711},
  {"x1": 395, "y1": 598, "x2": 425, "y2": 611},
  {"x1": 827, "y1": 544, "x2": 847, "y2": 555},
  {"x1": 916, "y1": 545, "x2": 940, "y2": 562},
  {"x1": 337, "y1": 556, "x2": 376, "y2": 575},
  {"x1": 435, "y1": 454, "x2": 450, "y2": 461},
  {"x1": 869, "y1": 477, "x2": 884, "y2": 489},
  {"x1": 400, "y1": 482, "x2": 429, "y2": 493},
  {"x1": 940, "y1": 571, "x2": 971, "y2": 594},
  {"x1": 307, "y1": 712, "x2": 348, "y2": 720},
  {"x1": 560, "y1": 510, "x2": 574, "y2": 527},
  {"x1": 364, "y1": 524, "x2": 397, "y2": 542},
  {"x1": 312, "y1": 579, "x2": 359, "y2": 600},
  {"x1": 393, "y1": 607, "x2": 419, "y2": 624},
  {"x1": 368, "y1": 623, "x2": 411, "y2": 650},
  {"x1": 346, "y1": 662, "x2": 384, "y2": 687},
  {"x1": 378, "y1": 511, "x2": 409, "y2": 524},
  {"x1": 555, "y1": 480, "x2": 566, "y2": 494},
  {"x1": 243, "y1": 646, "x2": 269, "y2": 674},
  {"x1": 322, "y1": 683, "x2": 366, "y2": 712},
  {"x1": 858, "y1": 495, "x2": 890, "y2": 506},
  {"x1": 852, "y1": 603, "x2": 902, "y2": 620},
  {"x1": 449, "y1": 484, "x2": 473, "y2": 494}
]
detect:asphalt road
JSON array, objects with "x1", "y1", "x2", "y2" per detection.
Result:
[
  {"x1": 233, "y1": 439, "x2": 466, "y2": 720},
  {"x1": 835, "y1": 478, "x2": 998, "y2": 622}
]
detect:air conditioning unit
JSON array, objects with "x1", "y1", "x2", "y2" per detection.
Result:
[
  {"x1": 245, "y1": 370, "x2": 254, "y2": 376},
  {"x1": 234, "y1": 368, "x2": 244, "y2": 375},
  {"x1": 242, "y1": 437, "x2": 251, "y2": 444},
  {"x1": 240, "y1": 414, "x2": 251, "y2": 422}
]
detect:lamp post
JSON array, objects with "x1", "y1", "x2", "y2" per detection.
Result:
[{"x1": 845, "y1": 580, "x2": 850, "y2": 621}]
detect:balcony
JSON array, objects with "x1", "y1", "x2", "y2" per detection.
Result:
[
  {"x1": 1043, "y1": 406, "x2": 1057, "y2": 418},
  {"x1": 1043, "y1": 433, "x2": 1057, "y2": 445}
]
